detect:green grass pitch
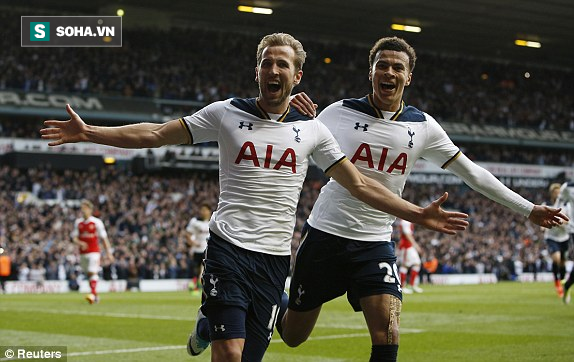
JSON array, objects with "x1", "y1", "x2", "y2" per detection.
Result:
[{"x1": 1, "y1": 282, "x2": 572, "y2": 361}]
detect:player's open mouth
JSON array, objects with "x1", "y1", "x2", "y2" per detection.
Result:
[
  {"x1": 380, "y1": 82, "x2": 395, "y2": 91},
  {"x1": 267, "y1": 82, "x2": 281, "y2": 93}
]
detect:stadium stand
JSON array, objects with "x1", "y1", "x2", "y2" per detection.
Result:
[
  {"x1": 1, "y1": 11, "x2": 572, "y2": 285},
  {"x1": 2, "y1": 10, "x2": 573, "y2": 130},
  {"x1": 0, "y1": 164, "x2": 558, "y2": 283}
]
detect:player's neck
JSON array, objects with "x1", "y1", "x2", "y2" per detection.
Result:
[
  {"x1": 370, "y1": 93, "x2": 401, "y2": 112},
  {"x1": 256, "y1": 97, "x2": 289, "y2": 115}
]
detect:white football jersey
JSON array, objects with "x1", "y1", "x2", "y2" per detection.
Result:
[
  {"x1": 308, "y1": 96, "x2": 460, "y2": 241},
  {"x1": 558, "y1": 182, "x2": 574, "y2": 234},
  {"x1": 182, "y1": 98, "x2": 345, "y2": 256},
  {"x1": 185, "y1": 217, "x2": 210, "y2": 254},
  {"x1": 543, "y1": 196, "x2": 571, "y2": 242}
]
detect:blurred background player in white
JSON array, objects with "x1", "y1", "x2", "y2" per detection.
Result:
[
  {"x1": 397, "y1": 219, "x2": 423, "y2": 294},
  {"x1": 71, "y1": 199, "x2": 114, "y2": 304},
  {"x1": 283, "y1": 36, "x2": 568, "y2": 362},
  {"x1": 543, "y1": 183, "x2": 571, "y2": 298},
  {"x1": 185, "y1": 203, "x2": 212, "y2": 291},
  {"x1": 557, "y1": 180, "x2": 574, "y2": 304},
  {"x1": 40, "y1": 32, "x2": 470, "y2": 362}
]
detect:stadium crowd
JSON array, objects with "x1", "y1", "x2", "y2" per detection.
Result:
[
  {"x1": 1, "y1": 115, "x2": 572, "y2": 168},
  {"x1": 1, "y1": 10, "x2": 572, "y2": 287},
  {"x1": 0, "y1": 164, "x2": 559, "y2": 286},
  {"x1": 1, "y1": 10, "x2": 573, "y2": 131},
  {"x1": 399, "y1": 183, "x2": 549, "y2": 280},
  {"x1": 0, "y1": 165, "x2": 218, "y2": 286},
  {"x1": 2, "y1": 14, "x2": 573, "y2": 166}
]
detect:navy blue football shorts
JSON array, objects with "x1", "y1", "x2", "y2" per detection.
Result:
[
  {"x1": 545, "y1": 238, "x2": 570, "y2": 256},
  {"x1": 289, "y1": 223, "x2": 402, "y2": 313},
  {"x1": 201, "y1": 231, "x2": 290, "y2": 361}
]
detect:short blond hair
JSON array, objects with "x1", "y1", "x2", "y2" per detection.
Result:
[
  {"x1": 256, "y1": 33, "x2": 306, "y2": 71},
  {"x1": 549, "y1": 183, "x2": 562, "y2": 193},
  {"x1": 81, "y1": 199, "x2": 94, "y2": 210}
]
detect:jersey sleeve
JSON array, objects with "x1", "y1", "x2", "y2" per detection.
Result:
[
  {"x1": 399, "y1": 219, "x2": 413, "y2": 236},
  {"x1": 559, "y1": 183, "x2": 574, "y2": 231},
  {"x1": 559, "y1": 182, "x2": 574, "y2": 203},
  {"x1": 186, "y1": 218, "x2": 197, "y2": 234},
  {"x1": 182, "y1": 100, "x2": 228, "y2": 144},
  {"x1": 310, "y1": 119, "x2": 346, "y2": 172},
  {"x1": 420, "y1": 115, "x2": 460, "y2": 168},
  {"x1": 95, "y1": 218, "x2": 108, "y2": 240},
  {"x1": 420, "y1": 115, "x2": 533, "y2": 216},
  {"x1": 447, "y1": 153, "x2": 534, "y2": 216}
]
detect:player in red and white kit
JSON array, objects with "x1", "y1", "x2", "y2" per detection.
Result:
[
  {"x1": 71, "y1": 199, "x2": 114, "y2": 304},
  {"x1": 397, "y1": 219, "x2": 423, "y2": 294}
]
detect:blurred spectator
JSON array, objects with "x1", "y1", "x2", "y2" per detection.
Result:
[
  {"x1": 0, "y1": 247, "x2": 12, "y2": 292},
  {"x1": 28, "y1": 262, "x2": 46, "y2": 284}
]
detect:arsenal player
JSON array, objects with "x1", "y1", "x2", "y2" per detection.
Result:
[{"x1": 71, "y1": 199, "x2": 114, "y2": 304}]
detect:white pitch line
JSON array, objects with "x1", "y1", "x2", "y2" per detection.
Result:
[
  {"x1": 0, "y1": 307, "x2": 191, "y2": 321},
  {"x1": 61, "y1": 330, "x2": 425, "y2": 358},
  {"x1": 0, "y1": 307, "x2": 424, "y2": 334},
  {"x1": 272, "y1": 328, "x2": 423, "y2": 343},
  {"x1": 66, "y1": 345, "x2": 184, "y2": 357},
  {"x1": 398, "y1": 328, "x2": 424, "y2": 334},
  {"x1": 63, "y1": 334, "x2": 369, "y2": 358},
  {"x1": 286, "y1": 333, "x2": 370, "y2": 342},
  {"x1": 317, "y1": 323, "x2": 425, "y2": 333}
]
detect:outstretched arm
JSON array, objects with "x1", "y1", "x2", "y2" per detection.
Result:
[
  {"x1": 447, "y1": 153, "x2": 568, "y2": 228},
  {"x1": 40, "y1": 104, "x2": 188, "y2": 148},
  {"x1": 327, "y1": 160, "x2": 469, "y2": 234}
]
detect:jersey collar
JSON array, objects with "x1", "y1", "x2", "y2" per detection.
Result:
[
  {"x1": 367, "y1": 94, "x2": 405, "y2": 120},
  {"x1": 256, "y1": 98, "x2": 290, "y2": 122}
]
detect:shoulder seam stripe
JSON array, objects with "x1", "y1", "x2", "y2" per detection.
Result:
[
  {"x1": 325, "y1": 156, "x2": 348, "y2": 174},
  {"x1": 441, "y1": 150, "x2": 461, "y2": 169},
  {"x1": 179, "y1": 118, "x2": 193, "y2": 144}
]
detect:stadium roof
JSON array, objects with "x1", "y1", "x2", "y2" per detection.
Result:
[{"x1": 22, "y1": 0, "x2": 574, "y2": 70}]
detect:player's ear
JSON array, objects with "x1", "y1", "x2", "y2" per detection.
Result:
[
  {"x1": 293, "y1": 69, "x2": 303, "y2": 85},
  {"x1": 255, "y1": 67, "x2": 259, "y2": 82},
  {"x1": 405, "y1": 72, "x2": 412, "y2": 87},
  {"x1": 368, "y1": 69, "x2": 373, "y2": 82}
]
